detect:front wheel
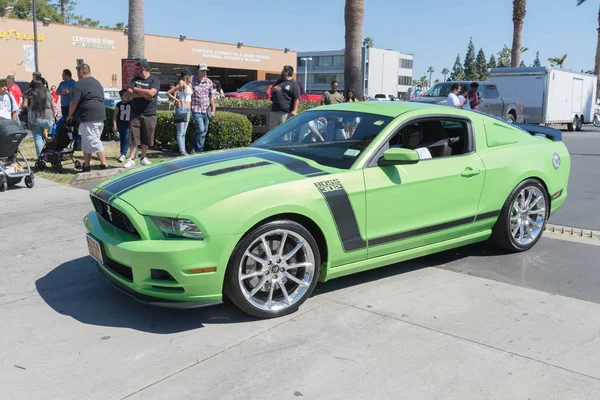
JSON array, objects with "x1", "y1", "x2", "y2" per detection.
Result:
[
  {"x1": 25, "y1": 175, "x2": 34, "y2": 188},
  {"x1": 593, "y1": 113, "x2": 600, "y2": 127},
  {"x1": 576, "y1": 116, "x2": 583, "y2": 131},
  {"x1": 490, "y1": 179, "x2": 549, "y2": 252},
  {"x1": 505, "y1": 113, "x2": 516, "y2": 123},
  {"x1": 224, "y1": 220, "x2": 321, "y2": 318}
]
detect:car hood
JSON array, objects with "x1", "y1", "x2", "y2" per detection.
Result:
[
  {"x1": 409, "y1": 97, "x2": 446, "y2": 105},
  {"x1": 93, "y1": 148, "x2": 334, "y2": 216}
]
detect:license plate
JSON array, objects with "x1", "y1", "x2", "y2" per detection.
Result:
[{"x1": 87, "y1": 234, "x2": 104, "y2": 265}]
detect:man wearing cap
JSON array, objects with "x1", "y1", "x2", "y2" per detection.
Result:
[
  {"x1": 67, "y1": 63, "x2": 108, "y2": 172},
  {"x1": 269, "y1": 65, "x2": 301, "y2": 128},
  {"x1": 190, "y1": 63, "x2": 215, "y2": 154},
  {"x1": 124, "y1": 60, "x2": 161, "y2": 168}
]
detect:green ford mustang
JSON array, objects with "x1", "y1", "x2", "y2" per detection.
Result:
[{"x1": 84, "y1": 102, "x2": 570, "y2": 318}]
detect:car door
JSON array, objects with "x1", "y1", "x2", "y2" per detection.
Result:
[
  {"x1": 363, "y1": 117, "x2": 486, "y2": 259},
  {"x1": 481, "y1": 85, "x2": 503, "y2": 117}
]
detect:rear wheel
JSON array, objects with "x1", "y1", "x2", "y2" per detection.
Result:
[
  {"x1": 576, "y1": 115, "x2": 583, "y2": 131},
  {"x1": 568, "y1": 116, "x2": 577, "y2": 132},
  {"x1": 25, "y1": 175, "x2": 34, "y2": 188},
  {"x1": 593, "y1": 113, "x2": 600, "y2": 127},
  {"x1": 506, "y1": 113, "x2": 516, "y2": 123},
  {"x1": 490, "y1": 179, "x2": 549, "y2": 252},
  {"x1": 224, "y1": 220, "x2": 321, "y2": 318}
]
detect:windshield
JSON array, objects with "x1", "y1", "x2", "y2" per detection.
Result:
[
  {"x1": 251, "y1": 110, "x2": 394, "y2": 169},
  {"x1": 237, "y1": 80, "x2": 272, "y2": 93},
  {"x1": 104, "y1": 90, "x2": 119, "y2": 99},
  {"x1": 424, "y1": 82, "x2": 468, "y2": 98}
]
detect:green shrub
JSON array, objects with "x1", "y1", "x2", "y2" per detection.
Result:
[{"x1": 204, "y1": 111, "x2": 253, "y2": 150}]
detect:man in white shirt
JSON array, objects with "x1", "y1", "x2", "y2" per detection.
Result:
[
  {"x1": 0, "y1": 78, "x2": 19, "y2": 121},
  {"x1": 446, "y1": 83, "x2": 464, "y2": 107}
]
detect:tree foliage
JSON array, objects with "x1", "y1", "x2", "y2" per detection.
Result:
[
  {"x1": 533, "y1": 51, "x2": 541, "y2": 67},
  {"x1": 488, "y1": 54, "x2": 497, "y2": 69},
  {"x1": 450, "y1": 54, "x2": 465, "y2": 81},
  {"x1": 476, "y1": 49, "x2": 488, "y2": 80},
  {"x1": 463, "y1": 38, "x2": 477, "y2": 80}
]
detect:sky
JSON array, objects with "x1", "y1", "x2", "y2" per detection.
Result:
[{"x1": 75, "y1": 0, "x2": 598, "y2": 83}]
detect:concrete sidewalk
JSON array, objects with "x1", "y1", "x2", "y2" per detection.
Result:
[{"x1": 1, "y1": 178, "x2": 600, "y2": 399}]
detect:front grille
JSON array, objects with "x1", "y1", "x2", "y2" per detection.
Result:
[
  {"x1": 106, "y1": 258, "x2": 133, "y2": 282},
  {"x1": 91, "y1": 195, "x2": 140, "y2": 237}
]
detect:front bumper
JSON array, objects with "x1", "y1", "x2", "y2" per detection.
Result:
[{"x1": 84, "y1": 211, "x2": 238, "y2": 306}]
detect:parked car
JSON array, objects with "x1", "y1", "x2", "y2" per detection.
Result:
[
  {"x1": 488, "y1": 67, "x2": 597, "y2": 131},
  {"x1": 225, "y1": 80, "x2": 322, "y2": 102},
  {"x1": 374, "y1": 93, "x2": 398, "y2": 101},
  {"x1": 85, "y1": 101, "x2": 570, "y2": 318},
  {"x1": 103, "y1": 88, "x2": 121, "y2": 108},
  {"x1": 157, "y1": 91, "x2": 170, "y2": 105},
  {"x1": 410, "y1": 81, "x2": 524, "y2": 122}
]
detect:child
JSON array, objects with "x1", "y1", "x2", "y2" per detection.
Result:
[
  {"x1": 113, "y1": 89, "x2": 132, "y2": 163},
  {"x1": 458, "y1": 88, "x2": 471, "y2": 110}
]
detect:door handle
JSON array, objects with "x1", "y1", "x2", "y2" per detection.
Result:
[{"x1": 461, "y1": 168, "x2": 481, "y2": 177}]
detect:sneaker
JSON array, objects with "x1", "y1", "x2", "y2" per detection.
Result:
[
  {"x1": 123, "y1": 158, "x2": 136, "y2": 169},
  {"x1": 100, "y1": 164, "x2": 108, "y2": 170},
  {"x1": 118, "y1": 155, "x2": 126, "y2": 163},
  {"x1": 82, "y1": 165, "x2": 91, "y2": 173},
  {"x1": 140, "y1": 157, "x2": 152, "y2": 166}
]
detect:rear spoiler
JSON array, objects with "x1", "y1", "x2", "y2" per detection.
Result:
[{"x1": 513, "y1": 123, "x2": 562, "y2": 142}]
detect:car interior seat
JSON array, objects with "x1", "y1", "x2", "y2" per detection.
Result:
[{"x1": 421, "y1": 121, "x2": 452, "y2": 157}]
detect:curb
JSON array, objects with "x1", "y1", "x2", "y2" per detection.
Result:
[
  {"x1": 544, "y1": 224, "x2": 600, "y2": 241},
  {"x1": 71, "y1": 167, "x2": 128, "y2": 183}
]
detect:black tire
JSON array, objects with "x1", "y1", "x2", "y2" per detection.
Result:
[
  {"x1": 506, "y1": 113, "x2": 516, "y2": 123},
  {"x1": 25, "y1": 175, "x2": 34, "y2": 188},
  {"x1": 52, "y1": 162, "x2": 63, "y2": 173},
  {"x1": 223, "y1": 220, "x2": 321, "y2": 319},
  {"x1": 490, "y1": 178, "x2": 549, "y2": 252},
  {"x1": 35, "y1": 160, "x2": 46, "y2": 171},
  {"x1": 576, "y1": 116, "x2": 583, "y2": 131},
  {"x1": 0, "y1": 182, "x2": 6, "y2": 192},
  {"x1": 568, "y1": 116, "x2": 577, "y2": 132}
]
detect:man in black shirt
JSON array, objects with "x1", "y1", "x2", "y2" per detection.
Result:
[
  {"x1": 67, "y1": 63, "x2": 107, "y2": 172},
  {"x1": 268, "y1": 65, "x2": 301, "y2": 129},
  {"x1": 124, "y1": 60, "x2": 160, "y2": 168}
]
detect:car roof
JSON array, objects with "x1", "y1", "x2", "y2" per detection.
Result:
[{"x1": 315, "y1": 101, "x2": 475, "y2": 117}]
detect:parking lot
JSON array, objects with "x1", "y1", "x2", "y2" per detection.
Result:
[{"x1": 1, "y1": 127, "x2": 600, "y2": 399}]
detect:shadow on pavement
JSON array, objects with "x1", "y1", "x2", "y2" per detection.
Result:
[
  {"x1": 35, "y1": 256, "x2": 254, "y2": 334},
  {"x1": 37, "y1": 243, "x2": 506, "y2": 332}
]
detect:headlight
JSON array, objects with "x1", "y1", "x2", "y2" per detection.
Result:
[{"x1": 151, "y1": 217, "x2": 204, "y2": 240}]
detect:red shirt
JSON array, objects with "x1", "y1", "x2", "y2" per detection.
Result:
[
  {"x1": 467, "y1": 90, "x2": 479, "y2": 110},
  {"x1": 9, "y1": 84, "x2": 22, "y2": 109},
  {"x1": 51, "y1": 91, "x2": 59, "y2": 103}
]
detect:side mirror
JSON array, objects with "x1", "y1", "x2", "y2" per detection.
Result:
[{"x1": 378, "y1": 147, "x2": 419, "y2": 166}]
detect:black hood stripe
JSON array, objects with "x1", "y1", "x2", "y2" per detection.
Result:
[
  {"x1": 255, "y1": 152, "x2": 330, "y2": 177},
  {"x1": 103, "y1": 149, "x2": 262, "y2": 195},
  {"x1": 203, "y1": 161, "x2": 272, "y2": 176}
]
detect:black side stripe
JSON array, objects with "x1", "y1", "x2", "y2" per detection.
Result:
[
  {"x1": 315, "y1": 179, "x2": 367, "y2": 252},
  {"x1": 104, "y1": 149, "x2": 262, "y2": 195},
  {"x1": 315, "y1": 178, "x2": 502, "y2": 251},
  {"x1": 475, "y1": 210, "x2": 501, "y2": 221},
  {"x1": 202, "y1": 161, "x2": 272, "y2": 176},
  {"x1": 256, "y1": 152, "x2": 330, "y2": 177},
  {"x1": 369, "y1": 216, "x2": 476, "y2": 247}
]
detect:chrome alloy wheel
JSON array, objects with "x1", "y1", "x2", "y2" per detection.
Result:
[
  {"x1": 238, "y1": 229, "x2": 316, "y2": 312},
  {"x1": 510, "y1": 186, "x2": 547, "y2": 246}
]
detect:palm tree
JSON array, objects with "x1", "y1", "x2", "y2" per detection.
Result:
[
  {"x1": 427, "y1": 66, "x2": 435, "y2": 87},
  {"x1": 128, "y1": 0, "x2": 145, "y2": 59},
  {"x1": 511, "y1": 0, "x2": 527, "y2": 67},
  {"x1": 434, "y1": 79, "x2": 440, "y2": 85},
  {"x1": 363, "y1": 37, "x2": 374, "y2": 48},
  {"x1": 576, "y1": 1, "x2": 600, "y2": 97},
  {"x1": 419, "y1": 75, "x2": 428, "y2": 88},
  {"x1": 344, "y1": 0, "x2": 365, "y2": 99},
  {"x1": 441, "y1": 68, "x2": 450, "y2": 81},
  {"x1": 548, "y1": 54, "x2": 568, "y2": 68}
]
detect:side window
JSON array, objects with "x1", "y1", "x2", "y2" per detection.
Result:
[
  {"x1": 383, "y1": 119, "x2": 472, "y2": 160},
  {"x1": 486, "y1": 85, "x2": 499, "y2": 99}
]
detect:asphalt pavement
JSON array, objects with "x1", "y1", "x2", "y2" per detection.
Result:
[{"x1": 1, "y1": 126, "x2": 600, "y2": 399}]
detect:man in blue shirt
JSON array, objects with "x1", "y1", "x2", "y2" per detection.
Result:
[{"x1": 56, "y1": 69, "x2": 77, "y2": 117}]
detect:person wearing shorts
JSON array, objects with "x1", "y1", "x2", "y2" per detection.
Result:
[
  {"x1": 124, "y1": 60, "x2": 160, "y2": 169},
  {"x1": 67, "y1": 63, "x2": 107, "y2": 172}
]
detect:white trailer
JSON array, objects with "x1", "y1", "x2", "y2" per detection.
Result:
[{"x1": 488, "y1": 67, "x2": 597, "y2": 131}]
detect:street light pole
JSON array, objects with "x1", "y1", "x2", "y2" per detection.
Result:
[
  {"x1": 301, "y1": 57, "x2": 312, "y2": 94},
  {"x1": 32, "y1": 0, "x2": 39, "y2": 73}
]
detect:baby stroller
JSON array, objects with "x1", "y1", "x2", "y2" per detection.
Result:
[
  {"x1": 35, "y1": 116, "x2": 82, "y2": 173},
  {"x1": 0, "y1": 118, "x2": 35, "y2": 192}
]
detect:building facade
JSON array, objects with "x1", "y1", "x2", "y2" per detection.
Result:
[
  {"x1": 297, "y1": 47, "x2": 414, "y2": 99},
  {"x1": 1, "y1": 18, "x2": 295, "y2": 92}
]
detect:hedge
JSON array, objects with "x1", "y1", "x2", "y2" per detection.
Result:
[{"x1": 101, "y1": 98, "x2": 318, "y2": 151}]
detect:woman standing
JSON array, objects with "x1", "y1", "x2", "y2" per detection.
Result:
[
  {"x1": 23, "y1": 80, "x2": 55, "y2": 157},
  {"x1": 167, "y1": 69, "x2": 193, "y2": 155},
  {"x1": 212, "y1": 80, "x2": 224, "y2": 100},
  {"x1": 344, "y1": 88, "x2": 358, "y2": 102}
]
